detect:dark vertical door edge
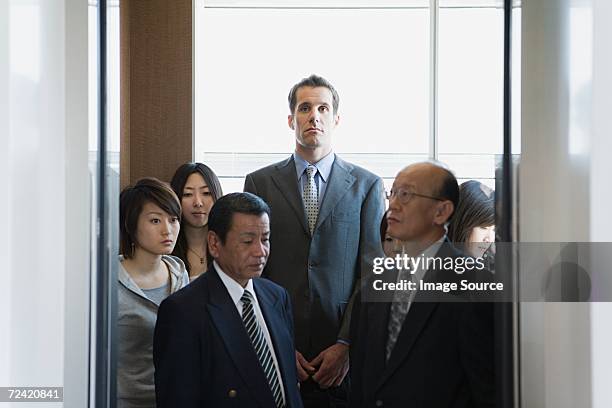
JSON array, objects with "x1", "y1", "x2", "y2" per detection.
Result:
[
  {"x1": 495, "y1": 1, "x2": 517, "y2": 408},
  {"x1": 95, "y1": 0, "x2": 118, "y2": 407}
]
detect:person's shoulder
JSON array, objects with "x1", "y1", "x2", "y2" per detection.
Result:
[
  {"x1": 255, "y1": 276, "x2": 285, "y2": 291},
  {"x1": 334, "y1": 155, "x2": 380, "y2": 181},
  {"x1": 435, "y1": 241, "x2": 465, "y2": 260},
  {"x1": 162, "y1": 255, "x2": 187, "y2": 275},
  {"x1": 247, "y1": 156, "x2": 293, "y2": 178},
  {"x1": 163, "y1": 269, "x2": 209, "y2": 309},
  {"x1": 254, "y1": 276, "x2": 288, "y2": 297}
]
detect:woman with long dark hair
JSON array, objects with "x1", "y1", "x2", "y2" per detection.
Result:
[
  {"x1": 380, "y1": 209, "x2": 403, "y2": 257},
  {"x1": 170, "y1": 162, "x2": 223, "y2": 280},
  {"x1": 447, "y1": 180, "x2": 495, "y2": 258}
]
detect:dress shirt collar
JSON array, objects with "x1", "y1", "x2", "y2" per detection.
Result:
[
  {"x1": 293, "y1": 151, "x2": 335, "y2": 183},
  {"x1": 409, "y1": 234, "x2": 447, "y2": 282},
  {"x1": 213, "y1": 260, "x2": 255, "y2": 306}
]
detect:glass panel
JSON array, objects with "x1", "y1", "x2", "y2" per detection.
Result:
[
  {"x1": 89, "y1": 0, "x2": 120, "y2": 404},
  {"x1": 439, "y1": 0, "x2": 503, "y2": 7},
  {"x1": 203, "y1": 0, "x2": 429, "y2": 8},
  {"x1": 438, "y1": 153, "x2": 497, "y2": 188},
  {"x1": 438, "y1": 7, "x2": 504, "y2": 156},
  {"x1": 195, "y1": 5, "x2": 430, "y2": 192},
  {"x1": 437, "y1": 7, "x2": 504, "y2": 182}
]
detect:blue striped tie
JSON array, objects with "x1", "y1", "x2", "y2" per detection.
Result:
[{"x1": 241, "y1": 290, "x2": 285, "y2": 408}]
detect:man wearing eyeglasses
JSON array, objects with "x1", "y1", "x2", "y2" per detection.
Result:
[{"x1": 349, "y1": 162, "x2": 495, "y2": 408}]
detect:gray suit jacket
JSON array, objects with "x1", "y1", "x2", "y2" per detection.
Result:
[{"x1": 244, "y1": 155, "x2": 385, "y2": 359}]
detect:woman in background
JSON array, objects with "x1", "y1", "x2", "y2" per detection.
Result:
[
  {"x1": 447, "y1": 180, "x2": 495, "y2": 259},
  {"x1": 170, "y1": 162, "x2": 223, "y2": 280},
  {"x1": 118, "y1": 177, "x2": 189, "y2": 408},
  {"x1": 380, "y1": 209, "x2": 402, "y2": 257}
]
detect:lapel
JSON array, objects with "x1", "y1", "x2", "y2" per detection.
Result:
[
  {"x1": 253, "y1": 280, "x2": 294, "y2": 401},
  {"x1": 374, "y1": 241, "x2": 459, "y2": 391},
  {"x1": 365, "y1": 301, "x2": 391, "y2": 397},
  {"x1": 270, "y1": 157, "x2": 310, "y2": 235},
  {"x1": 314, "y1": 156, "x2": 356, "y2": 231},
  {"x1": 377, "y1": 302, "x2": 438, "y2": 390},
  {"x1": 205, "y1": 268, "x2": 277, "y2": 408}
]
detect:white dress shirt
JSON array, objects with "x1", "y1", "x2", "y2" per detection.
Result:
[{"x1": 214, "y1": 261, "x2": 286, "y2": 403}]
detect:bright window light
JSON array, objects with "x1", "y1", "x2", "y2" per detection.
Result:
[{"x1": 194, "y1": 1, "x2": 512, "y2": 192}]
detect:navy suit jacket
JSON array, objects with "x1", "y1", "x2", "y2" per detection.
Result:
[
  {"x1": 244, "y1": 155, "x2": 385, "y2": 359},
  {"x1": 349, "y1": 242, "x2": 495, "y2": 408},
  {"x1": 154, "y1": 267, "x2": 303, "y2": 408}
]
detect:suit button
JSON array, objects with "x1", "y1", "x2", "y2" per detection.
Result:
[
  {"x1": 375, "y1": 400, "x2": 383, "y2": 407},
  {"x1": 228, "y1": 389, "x2": 237, "y2": 398}
]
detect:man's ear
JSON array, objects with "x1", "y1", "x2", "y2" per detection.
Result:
[
  {"x1": 288, "y1": 114, "x2": 295, "y2": 130},
  {"x1": 334, "y1": 113, "x2": 340, "y2": 127},
  {"x1": 207, "y1": 230, "x2": 221, "y2": 259},
  {"x1": 433, "y1": 201, "x2": 454, "y2": 226}
]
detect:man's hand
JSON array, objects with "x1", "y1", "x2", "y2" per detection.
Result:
[
  {"x1": 296, "y1": 350, "x2": 316, "y2": 382},
  {"x1": 309, "y1": 343, "x2": 349, "y2": 389}
]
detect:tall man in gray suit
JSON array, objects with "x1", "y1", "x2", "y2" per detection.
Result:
[{"x1": 244, "y1": 75, "x2": 385, "y2": 408}]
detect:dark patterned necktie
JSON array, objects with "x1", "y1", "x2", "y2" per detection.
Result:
[
  {"x1": 304, "y1": 166, "x2": 319, "y2": 234},
  {"x1": 241, "y1": 290, "x2": 285, "y2": 408},
  {"x1": 386, "y1": 266, "x2": 413, "y2": 361}
]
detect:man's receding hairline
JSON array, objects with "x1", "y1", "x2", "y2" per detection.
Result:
[
  {"x1": 398, "y1": 163, "x2": 450, "y2": 196},
  {"x1": 294, "y1": 86, "x2": 335, "y2": 104}
]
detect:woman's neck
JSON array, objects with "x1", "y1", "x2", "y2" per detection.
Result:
[
  {"x1": 123, "y1": 249, "x2": 163, "y2": 276},
  {"x1": 122, "y1": 248, "x2": 169, "y2": 289},
  {"x1": 183, "y1": 224, "x2": 208, "y2": 252},
  {"x1": 182, "y1": 224, "x2": 208, "y2": 278}
]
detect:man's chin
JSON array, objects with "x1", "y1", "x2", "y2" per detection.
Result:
[
  {"x1": 386, "y1": 225, "x2": 405, "y2": 241},
  {"x1": 248, "y1": 266, "x2": 265, "y2": 277},
  {"x1": 297, "y1": 140, "x2": 321, "y2": 149}
]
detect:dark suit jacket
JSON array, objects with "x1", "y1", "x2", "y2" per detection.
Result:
[
  {"x1": 153, "y1": 266, "x2": 303, "y2": 408},
  {"x1": 244, "y1": 155, "x2": 385, "y2": 359},
  {"x1": 349, "y1": 242, "x2": 495, "y2": 408}
]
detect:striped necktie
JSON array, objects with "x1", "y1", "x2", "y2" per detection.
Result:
[{"x1": 241, "y1": 290, "x2": 285, "y2": 408}]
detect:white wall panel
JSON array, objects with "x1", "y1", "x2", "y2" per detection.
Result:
[
  {"x1": 521, "y1": 0, "x2": 612, "y2": 406},
  {"x1": 0, "y1": 0, "x2": 89, "y2": 406}
]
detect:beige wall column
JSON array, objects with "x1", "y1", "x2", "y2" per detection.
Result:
[{"x1": 120, "y1": 0, "x2": 193, "y2": 187}]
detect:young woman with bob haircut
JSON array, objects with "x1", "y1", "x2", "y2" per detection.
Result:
[
  {"x1": 117, "y1": 177, "x2": 189, "y2": 408},
  {"x1": 170, "y1": 162, "x2": 223, "y2": 280}
]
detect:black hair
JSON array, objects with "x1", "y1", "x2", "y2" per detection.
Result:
[
  {"x1": 380, "y1": 209, "x2": 390, "y2": 244},
  {"x1": 436, "y1": 166, "x2": 460, "y2": 221},
  {"x1": 208, "y1": 192, "x2": 271, "y2": 245},
  {"x1": 447, "y1": 180, "x2": 495, "y2": 243},
  {"x1": 170, "y1": 162, "x2": 223, "y2": 273},
  {"x1": 119, "y1": 177, "x2": 181, "y2": 259}
]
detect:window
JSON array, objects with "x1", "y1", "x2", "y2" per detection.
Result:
[{"x1": 194, "y1": 0, "x2": 517, "y2": 193}]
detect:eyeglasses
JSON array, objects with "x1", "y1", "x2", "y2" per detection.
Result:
[{"x1": 385, "y1": 188, "x2": 445, "y2": 204}]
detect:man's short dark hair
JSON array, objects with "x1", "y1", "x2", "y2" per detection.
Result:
[
  {"x1": 208, "y1": 192, "x2": 271, "y2": 244},
  {"x1": 288, "y1": 74, "x2": 340, "y2": 115},
  {"x1": 435, "y1": 167, "x2": 460, "y2": 221}
]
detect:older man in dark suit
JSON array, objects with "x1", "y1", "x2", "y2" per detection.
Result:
[
  {"x1": 349, "y1": 162, "x2": 495, "y2": 408},
  {"x1": 244, "y1": 74, "x2": 385, "y2": 407},
  {"x1": 154, "y1": 193, "x2": 303, "y2": 408}
]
